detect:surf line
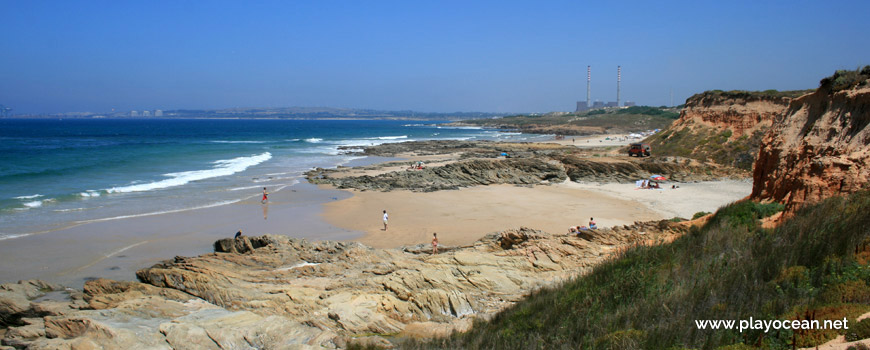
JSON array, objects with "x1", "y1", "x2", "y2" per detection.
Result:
[{"x1": 69, "y1": 241, "x2": 149, "y2": 274}]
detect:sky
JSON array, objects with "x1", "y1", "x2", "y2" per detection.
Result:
[{"x1": 1, "y1": 1, "x2": 869, "y2": 115}]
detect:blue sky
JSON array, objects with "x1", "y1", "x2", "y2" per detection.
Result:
[{"x1": 1, "y1": 1, "x2": 868, "y2": 114}]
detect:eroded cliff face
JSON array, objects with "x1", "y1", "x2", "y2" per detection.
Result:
[
  {"x1": 647, "y1": 91, "x2": 803, "y2": 170},
  {"x1": 677, "y1": 92, "x2": 793, "y2": 138},
  {"x1": 751, "y1": 81, "x2": 870, "y2": 214}
]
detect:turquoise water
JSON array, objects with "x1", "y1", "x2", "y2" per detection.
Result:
[{"x1": 0, "y1": 118, "x2": 539, "y2": 239}]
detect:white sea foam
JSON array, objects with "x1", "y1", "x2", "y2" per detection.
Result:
[
  {"x1": 21, "y1": 198, "x2": 54, "y2": 209},
  {"x1": 0, "y1": 233, "x2": 31, "y2": 241},
  {"x1": 211, "y1": 140, "x2": 267, "y2": 144},
  {"x1": 228, "y1": 185, "x2": 270, "y2": 192},
  {"x1": 76, "y1": 199, "x2": 242, "y2": 224},
  {"x1": 53, "y1": 207, "x2": 88, "y2": 213},
  {"x1": 80, "y1": 191, "x2": 101, "y2": 198},
  {"x1": 106, "y1": 152, "x2": 272, "y2": 194},
  {"x1": 365, "y1": 135, "x2": 407, "y2": 140},
  {"x1": 14, "y1": 194, "x2": 43, "y2": 200},
  {"x1": 436, "y1": 126, "x2": 483, "y2": 130},
  {"x1": 22, "y1": 201, "x2": 43, "y2": 208},
  {"x1": 304, "y1": 138, "x2": 323, "y2": 143}
]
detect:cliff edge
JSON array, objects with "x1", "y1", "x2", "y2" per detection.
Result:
[
  {"x1": 751, "y1": 67, "x2": 870, "y2": 214},
  {"x1": 645, "y1": 90, "x2": 808, "y2": 170}
]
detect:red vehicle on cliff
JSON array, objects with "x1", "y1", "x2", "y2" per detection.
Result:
[{"x1": 628, "y1": 143, "x2": 651, "y2": 157}]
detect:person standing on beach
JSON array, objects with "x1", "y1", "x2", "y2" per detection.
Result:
[
  {"x1": 261, "y1": 187, "x2": 269, "y2": 204},
  {"x1": 383, "y1": 210, "x2": 389, "y2": 231},
  {"x1": 432, "y1": 233, "x2": 439, "y2": 255}
]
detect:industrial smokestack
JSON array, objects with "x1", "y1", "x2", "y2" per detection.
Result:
[
  {"x1": 617, "y1": 66, "x2": 621, "y2": 107},
  {"x1": 586, "y1": 66, "x2": 591, "y2": 108}
]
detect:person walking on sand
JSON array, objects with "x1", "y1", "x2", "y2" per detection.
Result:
[
  {"x1": 261, "y1": 187, "x2": 269, "y2": 204},
  {"x1": 383, "y1": 210, "x2": 389, "y2": 231},
  {"x1": 432, "y1": 233, "x2": 439, "y2": 255}
]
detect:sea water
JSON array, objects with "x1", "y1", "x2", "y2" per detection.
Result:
[{"x1": 0, "y1": 118, "x2": 544, "y2": 240}]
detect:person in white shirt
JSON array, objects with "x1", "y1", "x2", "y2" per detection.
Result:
[{"x1": 383, "y1": 210, "x2": 389, "y2": 231}]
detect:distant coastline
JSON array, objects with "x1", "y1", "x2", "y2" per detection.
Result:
[{"x1": 4, "y1": 106, "x2": 510, "y2": 121}]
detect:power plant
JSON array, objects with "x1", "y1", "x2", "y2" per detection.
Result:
[{"x1": 576, "y1": 66, "x2": 634, "y2": 112}]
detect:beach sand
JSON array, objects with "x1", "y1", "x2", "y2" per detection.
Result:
[
  {"x1": 321, "y1": 179, "x2": 752, "y2": 249},
  {"x1": 0, "y1": 182, "x2": 362, "y2": 288}
]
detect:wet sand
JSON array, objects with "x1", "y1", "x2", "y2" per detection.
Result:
[{"x1": 0, "y1": 182, "x2": 361, "y2": 288}]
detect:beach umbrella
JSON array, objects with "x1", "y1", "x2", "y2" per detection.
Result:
[{"x1": 650, "y1": 175, "x2": 667, "y2": 181}]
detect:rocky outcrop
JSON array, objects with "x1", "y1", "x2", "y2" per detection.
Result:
[
  {"x1": 646, "y1": 90, "x2": 808, "y2": 170},
  {"x1": 343, "y1": 140, "x2": 575, "y2": 158},
  {"x1": 309, "y1": 158, "x2": 569, "y2": 192},
  {"x1": 751, "y1": 75, "x2": 870, "y2": 214},
  {"x1": 557, "y1": 155, "x2": 742, "y2": 183},
  {"x1": 0, "y1": 280, "x2": 66, "y2": 328},
  {"x1": 2, "y1": 223, "x2": 684, "y2": 348},
  {"x1": 309, "y1": 153, "x2": 742, "y2": 192}
]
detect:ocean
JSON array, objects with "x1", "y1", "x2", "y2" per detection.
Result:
[{"x1": 0, "y1": 118, "x2": 540, "y2": 241}]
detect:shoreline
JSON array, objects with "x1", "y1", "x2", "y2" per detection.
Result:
[
  {"x1": 0, "y1": 156, "x2": 403, "y2": 288},
  {"x1": 0, "y1": 135, "x2": 748, "y2": 289}
]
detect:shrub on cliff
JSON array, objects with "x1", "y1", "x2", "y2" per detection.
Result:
[
  {"x1": 406, "y1": 191, "x2": 870, "y2": 349},
  {"x1": 820, "y1": 66, "x2": 870, "y2": 92}
]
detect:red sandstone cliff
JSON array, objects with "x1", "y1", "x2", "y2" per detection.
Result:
[
  {"x1": 751, "y1": 73, "x2": 870, "y2": 214},
  {"x1": 647, "y1": 90, "x2": 805, "y2": 170}
]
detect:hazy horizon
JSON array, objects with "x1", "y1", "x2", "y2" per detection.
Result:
[{"x1": 2, "y1": 1, "x2": 868, "y2": 115}]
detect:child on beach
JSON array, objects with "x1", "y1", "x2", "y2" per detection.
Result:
[
  {"x1": 589, "y1": 217, "x2": 597, "y2": 230},
  {"x1": 383, "y1": 210, "x2": 388, "y2": 231},
  {"x1": 262, "y1": 187, "x2": 269, "y2": 204},
  {"x1": 432, "y1": 233, "x2": 439, "y2": 254}
]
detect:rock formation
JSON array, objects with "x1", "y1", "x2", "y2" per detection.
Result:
[
  {"x1": 1, "y1": 223, "x2": 684, "y2": 349},
  {"x1": 309, "y1": 158, "x2": 569, "y2": 192},
  {"x1": 646, "y1": 90, "x2": 808, "y2": 170},
  {"x1": 751, "y1": 71, "x2": 870, "y2": 214}
]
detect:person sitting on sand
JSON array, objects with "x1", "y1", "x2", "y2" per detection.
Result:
[
  {"x1": 589, "y1": 217, "x2": 597, "y2": 230},
  {"x1": 432, "y1": 233, "x2": 439, "y2": 254}
]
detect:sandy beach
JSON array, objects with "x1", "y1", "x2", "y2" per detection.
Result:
[
  {"x1": 0, "y1": 136, "x2": 750, "y2": 289},
  {"x1": 0, "y1": 182, "x2": 361, "y2": 288},
  {"x1": 321, "y1": 179, "x2": 752, "y2": 249}
]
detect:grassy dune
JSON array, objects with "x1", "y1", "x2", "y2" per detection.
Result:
[{"x1": 399, "y1": 191, "x2": 870, "y2": 350}]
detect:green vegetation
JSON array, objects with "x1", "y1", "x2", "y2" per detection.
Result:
[
  {"x1": 820, "y1": 66, "x2": 870, "y2": 92},
  {"x1": 405, "y1": 191, "x2": 870, "y2": 349},
  {"x1": 457, "y1": 106, "x2": 680, "y2": 135},
  {"x1": 687, "y1": 89, "x2": 814, "y2": 101},
  {"x1": 692, "y1": 211, "x2": 712, "y2": 220},
  {"x1": 645, "y1": 127, "x2": 765, "y2": 171}
]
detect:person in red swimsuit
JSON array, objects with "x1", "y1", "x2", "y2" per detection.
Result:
[{"x1": 262, "y1": 187, "x2": 269, "y2": 204}]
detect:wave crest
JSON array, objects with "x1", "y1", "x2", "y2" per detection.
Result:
[{"x1": 106, "y1": 152, "x2": 272, "y2": 194}]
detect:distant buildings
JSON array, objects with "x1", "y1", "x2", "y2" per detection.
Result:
[
  {"x1": 128, "y1": 109, "x2": 164, "y2": 117},
  {"x1": 575, "y1": 65, "x2": 632, "y2": 112}
]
